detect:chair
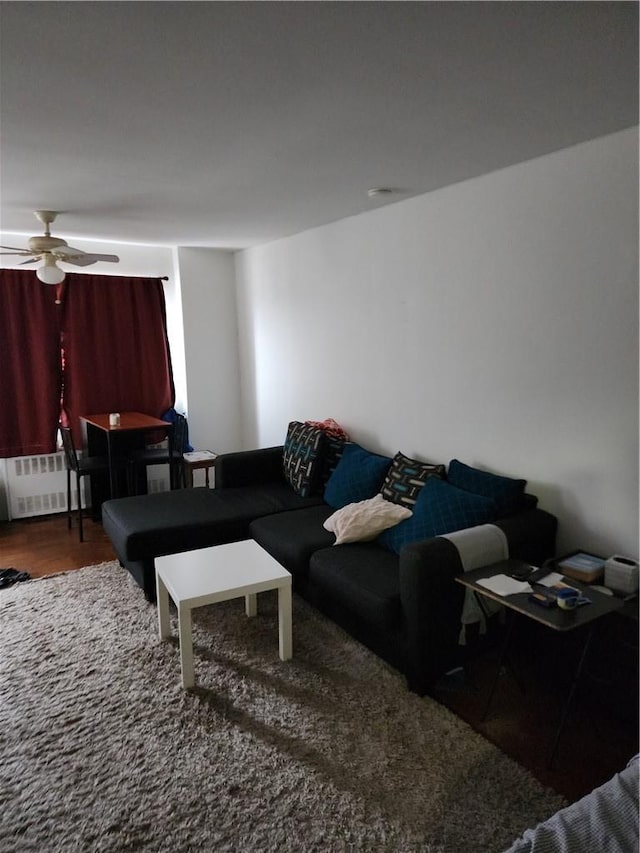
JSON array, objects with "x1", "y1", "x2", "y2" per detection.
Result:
[
  {"x1": 60, "y1": 425, "x2": 118, "y2": 542},
  {"x1": 127, "y1": 412, "x2": 188, "y2": 494}
]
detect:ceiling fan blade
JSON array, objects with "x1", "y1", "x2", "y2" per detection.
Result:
[
  {"x1": 86, "y1": 253, "x2": 120, "y2": 263},
  {"x1": 57, "y1": 252, "x2": 120, "y2": 266},
  {"x1": 52, "y1": 244, "x2": 86, "y2": 258},
  {"x1": 53, "y1": 244, "x2": 119, "y2": 265},
  {"x1": 0, "y1": 248, "x2": 33, "y2": 255},
  {"x1": 58, "y1": 255, "x2": 96, "y2": 267},
  {"x1": 20, "y1": 257, "x2": 40, "y2": 265}
]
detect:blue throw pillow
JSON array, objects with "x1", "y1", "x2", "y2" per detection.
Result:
[
  {"x1": 323, "y1": 443, "x2": 392, "y2": 509},
  {"x1": 378, "y1": 477, "x2": 498, "y2": 554},
  {"x1": 447, "y1": 459, "x2": 526, "y2": 516}
]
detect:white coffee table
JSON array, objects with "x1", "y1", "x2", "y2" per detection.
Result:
[{"x1": 155, "y1": 539, "x2": 293, "y2": 689}]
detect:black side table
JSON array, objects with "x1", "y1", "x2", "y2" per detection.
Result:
[{"x1": 455, "y1": 558, "x2": 624, "y2": 768}]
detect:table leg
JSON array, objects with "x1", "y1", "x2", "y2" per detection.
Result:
[
  {"x1": 167, "y1": 423, "x2": 176, "y2": 489},
  {"x1": 177, "y1": 603, "x2": 194, "y2": 689},
  {"x1": 278, "y1": 582, "x2": 293, "y2": 661},
  {"x1": 157, "y1": 574, "x2": 171, "y2": 640},
  {"x1": 107, "y1": 432, "x2": 115, "y2": 498},
  {"x1": 481, "y1": 607, "x2": 516, "y2": 721},
  {"x1": 245, "y1": 593, "x2": 258, "y2": 617},
  {"x1": 547, "y1": 623, "x2": 596, "y2": 769}
]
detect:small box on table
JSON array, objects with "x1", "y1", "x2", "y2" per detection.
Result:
[{"x1": 556, "y1": 551, "x2": 605, "y2": 584}]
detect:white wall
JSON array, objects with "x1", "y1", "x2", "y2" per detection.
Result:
[
  {"x1": 235, "y1": 128, "x2": 639, "y2": 560},
  {"x1": 175, "y1": 247, "x2": 241, "y2": 453}
]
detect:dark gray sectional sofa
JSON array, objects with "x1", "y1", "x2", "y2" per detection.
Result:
[{"x1": 102, "y1": 434, "x2": 557, "y2": 695}]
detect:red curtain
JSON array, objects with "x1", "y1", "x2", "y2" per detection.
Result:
[
  {"x1": 0, "y1": 269, "x2": 175, "y2": 455},
  {"x1": 60, "y1": 274, "x2": 175, "y2": 446},
  {"x1": 0, "y1": 270, "x2": 62, "y2": 456}
]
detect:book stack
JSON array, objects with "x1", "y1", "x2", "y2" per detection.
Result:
[{"x1": 556, "y1": 552, "x2": 605, "y2": 584}]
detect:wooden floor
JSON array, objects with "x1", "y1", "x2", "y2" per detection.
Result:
[
  {"x1": 432, "y1": 626, "x2": 639, "y2": 803},
  {"x1": 1, "y1": 512, "x2": 117, "y2": 577},
  {"x1": 2, "y1": 512, "x2": 638, "y2": 806}
]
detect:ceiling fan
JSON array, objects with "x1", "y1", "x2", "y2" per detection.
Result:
[{"x1": 0, "y1": 210, "x2": 120, "y2": 284}]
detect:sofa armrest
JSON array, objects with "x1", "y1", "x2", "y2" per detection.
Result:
[
  {"x1": 399, "y1": 536, "x2": 465, "y2": 695},
  {"x1": 215, "y1": 445, "x2": 286, "y2": 489}
]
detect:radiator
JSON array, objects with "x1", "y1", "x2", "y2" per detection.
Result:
[
  {"x1": 145, "y1": 464, "x2": 171, "y2": 494},
  {"x1": 4, "y1": 454, "x2": 171, "y2": 520},
  {"x1": 5, "y1": 452, "x2": 74, "y2": 520}
]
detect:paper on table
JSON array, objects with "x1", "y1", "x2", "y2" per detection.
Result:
[
  {"x1": 535, "y1": 571, "x2": 565, "y2": 587},
  {"x1": 183, "y1": 451, "x2": 217, "y2": 462},
  {"x1": 477, "y1": 574, "x2": 533, "y2": 597}
]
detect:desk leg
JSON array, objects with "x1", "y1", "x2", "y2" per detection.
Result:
[
  {"x1": 167, "y1": 424, "x2": 176, "y2": 489},
  {"x1": 547, "y1": 623, "x2": 595, "y2": 769},
  {"x1": 481, "y1": 608, "x2": 516, "y2": 721},
  {"x1": 278, "y1": 582, "x2": 293, "y2": 661},
  {"x1": 177, "y1": 604, "x2": 194, "y2": 689},
  {"x1": 107, "y1": 433, "x2": 115, "y2": 498},
  {"x1": 245, "y1": 593, "x2": 258, "y2": 617}
]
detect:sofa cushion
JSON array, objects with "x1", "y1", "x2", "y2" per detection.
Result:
[
  {"x1": 447, "y1": 458, "x2": 527, "y2": 516},
  {"x1": 380, "y1": 451, "x2": 445, "y2": 508},
  {"x1": 379, "y1": 477, "x2": 498, "y2": 554},
  {"x1": 102, "y1": 484, "x2": 323, "y2": 562},
  {"x1": 309, "y1": 544, "x2": 402, "y2": 630},
  {"x1": 323, "y1": 494, "x2": 412, "y2": 545},
  {"x1": 249, "y1": 505, "x2": 335, "y2": 578},
  {"x1": 323, "y1": 442, "x2": 392, "y2": 509},
  {"x1": 282, "y1": 421, "x2": 325, "y2": 497}
]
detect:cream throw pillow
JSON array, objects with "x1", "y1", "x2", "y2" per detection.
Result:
[{"x1": 323, "y1": 493, "x2": 413, "y2": 545}]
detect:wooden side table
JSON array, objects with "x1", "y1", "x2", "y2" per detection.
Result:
[{"x1": 182, "y1": 451, "x2": 217, "y2": 488}]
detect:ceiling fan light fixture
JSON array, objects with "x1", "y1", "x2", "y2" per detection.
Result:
[
  {"x1": 36, "y1": 255, "x2": 65, "y2": 285},
  {"x1": 1, "y1": 210, "x2": 120, "y2": 279}
]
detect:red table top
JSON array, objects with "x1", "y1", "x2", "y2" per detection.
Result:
[{"x1": 80, "y1": 412, "x2": 171, "y2": 432}]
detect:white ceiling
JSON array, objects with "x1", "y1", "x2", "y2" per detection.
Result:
[{"x1": 0, "y1": 2, "x2": 637, "y2": 250}]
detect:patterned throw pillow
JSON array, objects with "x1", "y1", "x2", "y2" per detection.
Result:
[
  {"x1": 378, "y1": 477, "x2": 498, "y2": 554},
  {"x1": 381, "y1": 451, "x2": 445, "y2": 508},
  {"x1": 447, "y1": 459, "x2": 526, "y2": 516},
  {"x1": 323, "y1": 443, "x2": 392, "y2": 509},
  {"x1": 282, "y1": 421, "x2": 325, "y2": 497}
]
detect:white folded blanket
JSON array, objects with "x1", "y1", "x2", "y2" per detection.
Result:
[{"x1": 441, "y1": 523, "x2": 508, "y2": 644}]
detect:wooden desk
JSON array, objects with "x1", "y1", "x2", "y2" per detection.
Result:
[
  {"x1": 81, "y1": 412, "x2": 174, "y2": 502},
  {"x1": 456, "y1": 559, "x2": 624, "y2": 767}
]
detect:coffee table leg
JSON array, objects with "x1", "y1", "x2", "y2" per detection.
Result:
[
  {"x1": 157, "y1": 573, "x2": 171, "y2": 640},
  {"x1": 177, "y1": 603, "x2": 194, "y2": 689},
  {"x1": 278, "y1": 582, "x2": 293, "y2": 661},
  {"x1": 245, "y1": 593, "x2": 257, "y2": 617}
]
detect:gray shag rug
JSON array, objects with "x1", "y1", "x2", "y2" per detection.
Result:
[{"x1": 1, "y1": 561, "x2": 565, "y2": 852}]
